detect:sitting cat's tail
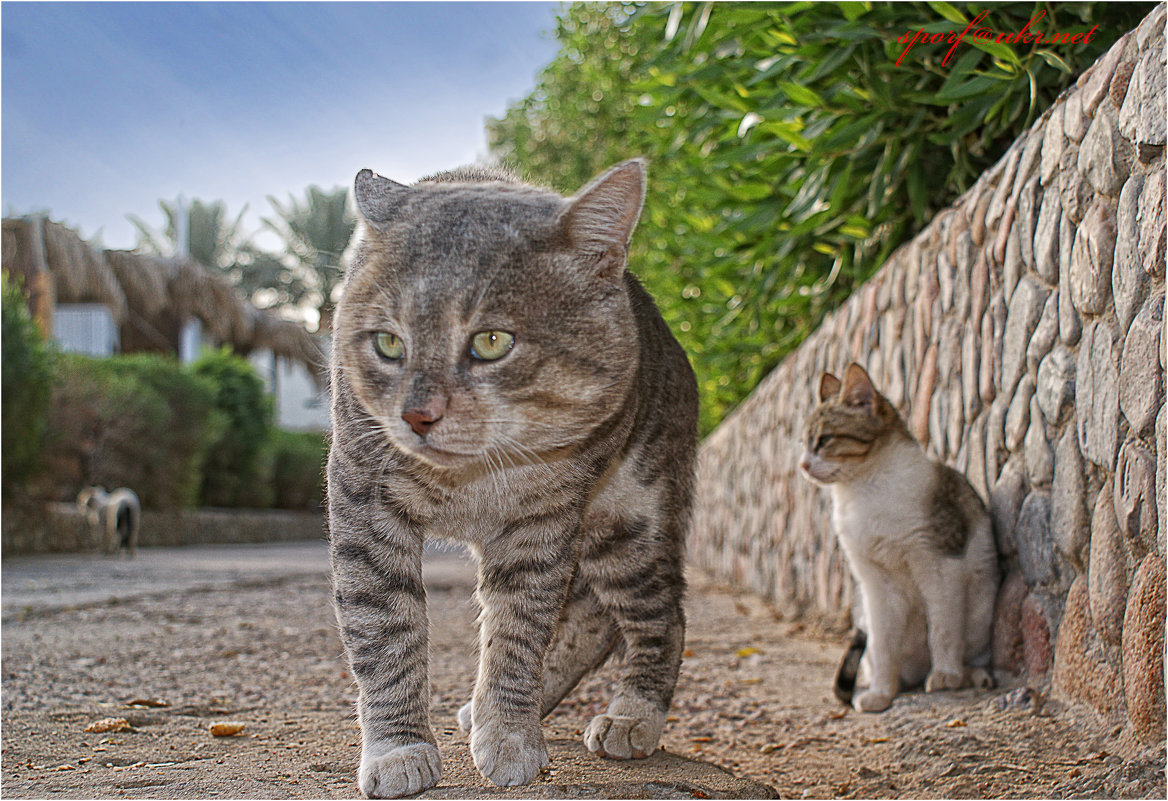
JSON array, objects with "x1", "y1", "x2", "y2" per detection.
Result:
[{"x1": 833, "y1": 629, "x2": 867, "y2": 706}]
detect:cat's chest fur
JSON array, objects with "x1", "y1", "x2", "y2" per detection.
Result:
[{"x1": 829, "y1": 442, "x2": 937, "y2": 566}]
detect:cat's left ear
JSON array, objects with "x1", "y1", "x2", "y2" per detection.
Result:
[
  {"x1": 558, "y1": 159, "x2": 646, "y2": 281},
  {"x1": 818, "y1": 372, "x2": 842, "y2": 402},
  {"x1": 841, "y1": 363, "x2": 877, "y2": 413}
]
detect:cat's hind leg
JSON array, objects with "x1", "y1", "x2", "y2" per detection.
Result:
[{"x1": 457, "y1": 578, "x2": 619, "y2": 732}]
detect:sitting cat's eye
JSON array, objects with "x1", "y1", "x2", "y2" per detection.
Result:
[
  {"x1": 374, "y1": 332, "x2": 405, "y2": 360},
  {"x1": 470, "y1": 330, "x2": 514, "y2": 361},
  {"x1": 816, "y1": 434, "x2": 833, "y2": 449}
]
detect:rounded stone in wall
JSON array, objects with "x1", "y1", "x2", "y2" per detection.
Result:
[
  {"x1": 1114, "y1": 437, "x2": 1158, "y2": 560},
  {"x1": 1024, "y1": 397, "x2": 1054, "y2": 488},
  {"x1": 1113, "y1": 172, "x2": 1149, "y2": 334},
  {"x1": 990, "y1": 454, "x2": 1027, "y2": 560},
  {"x1": 1118, "y1": 293, "x2": 1164, "y2": 436},
  {"x1": 1005, "y1": 375, "x2": 1034, "y2": 451},
  {"x1": 1016, "y1": 490, "x2": 1060, "y2": 590},
  {"x1": 1076, "y1": 319, "x2": 1121, "y2": 470},
  {"x1": 1053, "y1": 576, "x2": 1125, "y2": 718},
  {"x1": 1026, "y1": 292, "x2": 1059, "y2": 375},
  {"x1": 1036, "y1": 343, "x2": 1076, "y2": 427},
  {"x1": 1088, "y1": 479, "x2": 1128, "y2": 647},
  {"x1": 1078, "y1": 105, "x2": 1132, "y2": 196},
  {"x1": 1118, "y1": 44, "x2": 1167, "y2": 147},
  {"x1": 1002, "y1": 276, "x2": 1051, "y2": 396},
  {"x1": 992, "y1": 570, "x2": 1027, "y2": 674},
  {"x1": 1137, "y1": 165, "x2": 1165, "y2": 277},
  {"x1": 1052, "y1": 426, "x2": 1089, "y2": 572},
  {"x1": 1070, "y1": 199, "x2": 1118, "y2": 316},
  {"x1": 1122, "y1": 554, "x2": 1166, "y2": 746}
]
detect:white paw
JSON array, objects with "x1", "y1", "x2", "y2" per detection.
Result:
[
  {"x1": 854, "y1": 689, "x2": 893, "y2": 713},
  {"x1": 925, "y1": 669, "x2": 965, "y2": 692},
  {"x1": 457, "y1": 701, "x2": 473, "y2": 734},
  {"x1": 968, "y1": 667, "x2": 995, "y2": 690},
  {"x1": 470, "y1": 719, "x2": 547, "y2": 787},
  {"x1": 583, "y1": 714, "x2": 662, "y2": 759},
  {"x1": 359, "y1": 742, "x2": 441, "y2": 799}
]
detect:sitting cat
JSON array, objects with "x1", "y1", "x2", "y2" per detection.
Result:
[
  {"x1": 800, "y1": 363, "x2": 998, "y2": 713},
  {"x1": 328, "y1": 159, "x2": 698, "y2": 797},
  {"x1": 77, "y1": 486, "x2": 140, "y2": 558}
]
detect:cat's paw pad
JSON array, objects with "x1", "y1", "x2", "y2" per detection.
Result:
[
  {"x1": 470, "y1": 720, "x2": 547, "y2": 787},
  {"x1": 457, "y1": 701, "x2": 473, "y2": 734},
  {"x1": 925, "y1": 669, "x2": 966, "y2": 692},
  {"x1": 854, "y1": 689, "x2": 894, "y2": 713},
  {"x1": 583, "y1": 714, "x2": 661, "y2": 759},
  {"x1": 968, "y1": 667, "x2": 995, "y2": 690},
  {"x1": 359, "y1": 742, "x2": 441, "y2": 799}
]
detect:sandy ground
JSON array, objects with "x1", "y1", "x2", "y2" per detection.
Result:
[{"x1": 1, "y1": 541, "x2": 1163, "y2": 799}]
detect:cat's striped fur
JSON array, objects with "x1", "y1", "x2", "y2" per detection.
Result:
[{"x1": 328, "y1": 160, "x2": 698, "y2": 797}]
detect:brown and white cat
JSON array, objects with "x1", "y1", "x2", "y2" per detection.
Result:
[
  {"x1": 800, "y1": 363, "x2": 998, "y2": 713},
  {"x1": 328, "y1": 160, "x2": 698, "y2": 797}
]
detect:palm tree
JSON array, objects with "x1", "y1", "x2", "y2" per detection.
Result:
[
  {"x1": 129, "y1": 198, "x2": 248, "y2": 271},
  {"x1": 262, "y1": 186, "x2": 355, "y2": 333}
]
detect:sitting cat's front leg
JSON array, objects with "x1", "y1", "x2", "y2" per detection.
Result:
[
  {"x1": 852, "y1": 569, "x2": 908, "y2": 713},
  {"x1": 470, "y1": 526, "x2": 575, "y2": 787},
  {"x1": 915, "y1": 559, "x2": 969, "y2": 693},
  {"x1": 329, "y1": 474, "x2": 439, "y2": 798}
]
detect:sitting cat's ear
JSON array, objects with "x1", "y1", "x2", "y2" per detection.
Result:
[
  {"x1": 819, "y1": 372, "x2": 842, "y2": 402},
  {"x1": 841, "y1": 363, "x2": 877, "y2": 412},
  {"x1": 558, "y1": 159, "x2": 647, "y2": 280},
  {"x1": 354, "y1": 169, "x2": 411, "y2": 227}
]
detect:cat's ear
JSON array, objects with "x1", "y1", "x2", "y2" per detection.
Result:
[
  {"x1": 558, "y1": 159, "x2": 646, "y2": 280},
  {"x1": 841, "y1": 363, "x2": 877, "y2": 412},
  {"x1": 354, "y1": 169, "x2": 411, "y2": 227},
  {"x1": 818, "y1": 372, "x2": 842, "y2": 402}
]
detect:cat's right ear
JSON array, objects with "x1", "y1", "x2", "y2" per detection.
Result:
[
  {"x1": 354, "y1": 169, "x2": 411, "y2": 227},
  {"x1": 818, "y1": 372, "x2": 842, "y2": 402},
  {"x1": 558, "y1": 159, "x2": 646, "y2": 281}
]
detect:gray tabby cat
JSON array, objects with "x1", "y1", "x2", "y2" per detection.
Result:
[
  {"x1": 327, "y1": 159, "x2": 698, "y2": 797},
  {"x1": 800, "y1": 364, "x2": 998, "y2": 713}
]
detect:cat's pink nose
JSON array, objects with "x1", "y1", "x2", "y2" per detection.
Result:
[
  {"x1": 800, "y1": 458, "x2": 812, "y2": 473},
  {"x1": 402, "y1": 404, "x2": 444, "y2": 437}
]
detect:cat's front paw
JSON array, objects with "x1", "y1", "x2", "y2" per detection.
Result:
[
  {"x1": 583, "y1": 713, "x2": 663, "y2": 759},
  {"x1": 359, "y1": 742, "x2": 441, "y2": 799},
  {"x1": 854, "y1": 689, "x2": 894, "y2": 713},
  {"x1": 457, "y1": 700, "x2": 473, "y2": 734},
  {"x1": 470, "y1": 719, "x2": 547, "y2": 787},
  {"x1": 925, "y1": 669, "x2": 966, "y2": 692}
]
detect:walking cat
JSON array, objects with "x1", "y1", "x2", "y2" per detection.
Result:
[
  {"x1": 328, "y1": 159, "x2": 698, "y2": 797},
  {"x1": 800, "y1": 363, "x2": 998, "y2": 713},
  {"x1": 77, "y1": 486, "x2": 140, "y2": 558}
]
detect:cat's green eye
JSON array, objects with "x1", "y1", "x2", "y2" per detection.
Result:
[
  {"x1": 374, "y1": 332, "x2": 405, "y2": 360},
  {"x1": 470, "y1": 330, "x2": 514, "y2": 361}
]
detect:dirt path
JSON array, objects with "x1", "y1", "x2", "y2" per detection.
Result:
[{"x1": 2, "y1": 543, "x2": 1163, "y2": 799}]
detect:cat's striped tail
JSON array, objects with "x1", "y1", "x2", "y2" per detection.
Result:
[{"x1": 833, "y1": 628, "x2": 867, "y2": 706}]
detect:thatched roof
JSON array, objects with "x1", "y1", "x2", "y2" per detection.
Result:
[
  {"x1": 2, "y1": 216, "x2": 324, "y2": 378},
  {"x1": 167, "y1": 256, "x2": 255, "y2": 343},
  {"x1": 42, "y1": 220, "x2": 127, "y2": 322},
  {"x1": 104, "y1": 249, "x2": 170, "y2": 320},
  {"x1": 250, "y1": 310, "x2": 326, "y2": 376}
]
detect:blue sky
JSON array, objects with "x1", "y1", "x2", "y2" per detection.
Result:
[{"x1": 2, "y1": 1, "x2": 562, "y2": 249}]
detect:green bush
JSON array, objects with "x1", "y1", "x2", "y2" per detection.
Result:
[
  {"x1": 189, "y1": 347, "x2": 274, "y2": 507},
  {"x1": 270, "y1": 429, "x2": 326, "y2": 510},
  {"x1": 489, "y1": 1, "x2": 1153, "y2": 434},
  {"x1": 1, "y1": 272, "x2": 54, "y2": 495},
  {"x1": 39, "y1": 353, "x2": 225, "y2": 508}
]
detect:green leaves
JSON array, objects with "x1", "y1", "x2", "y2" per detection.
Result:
[{"x1": 489, "y1": 0, "x2": 1151, "y2": 435}]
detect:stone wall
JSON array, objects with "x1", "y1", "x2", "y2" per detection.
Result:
[
  {"x1": 690, "y1": 6, "x2": 1166, "y2": 749},
  {"x1": 1, "y1": 503, "x2": 325, "y2": 556}
]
